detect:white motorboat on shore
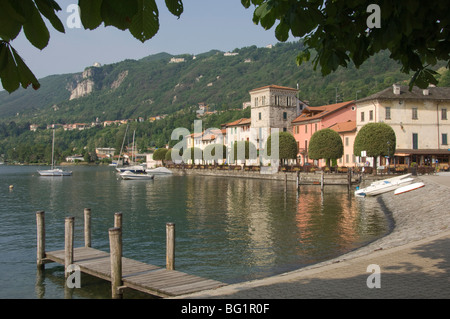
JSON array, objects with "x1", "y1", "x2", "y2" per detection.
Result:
[
  {"x1": 119, "y1": 171, "x2": 154, "y2": 180},
  {"x1": 394, "y1": 182, "x2": 425, "y2": 195},
  {"x1": 355, "y1": 176, "x2": 414, "y2": 197}
]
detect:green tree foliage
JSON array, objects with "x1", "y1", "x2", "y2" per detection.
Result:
[
  {"x1": 231, "y1": 140, "x2": 257, "y2": 162},
  {"x1": 0, "y1": 0, "x2": 183, "y2": 93},
  {"x1": 182, "y1": 147, "x2": 202, "y2": 164},
  {"x1": 266, "y1": 132, "x2": 298, "y2": 161},
  {"x1": 308, "y1": 128, "x2": 343, "y2": 167},
  {"x1": 242, "y1": 0, "x2": 450, "y2": 89},
  {"x1": 353, "y1": 122, "x2": 396, "y2": 169},
  {"x1": 152, "y1": 147, "x2": 168, "y2": 160},
  {"x1": 203, "y1": 143, "x2": 227, "y2": 163}
]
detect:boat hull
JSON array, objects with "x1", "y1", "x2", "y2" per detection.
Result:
[
  {"x1": 356, "y1": 177, "x2": 414, "y2": 196},
  {"x1": 120, "y1": 172, "x2": 154, "y2": 180},
  {"x1": 394, "y1": 182, "x2": 425, "y2": 195},
  {"x1": 38, "y1": 169, "x2": 72, "y2": 176}
]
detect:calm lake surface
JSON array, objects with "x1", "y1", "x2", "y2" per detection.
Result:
[{"x1": 0, "y1": 165, "x2": 390, "y2": 298}]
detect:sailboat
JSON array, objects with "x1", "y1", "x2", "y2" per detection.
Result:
[
  {"x1": 115, "y1": 128, "x2": 145, "y2": 173},
  {"x1": 37, "y1": 129, "x2": 72, "y2": 176}
]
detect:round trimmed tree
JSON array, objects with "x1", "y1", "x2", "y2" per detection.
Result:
[
  {"x1": 266, "y1": 131, "x2": 298, "y2": 165},
  {"x1": 231, "y1": 141, "x2": 257, "y2": 163},
  {"x1": 308, "y1": 128, "x2": 343, "y2": 167},
  {"x1": 353, "y1": 122, "x2": 396, "y2": 171}
]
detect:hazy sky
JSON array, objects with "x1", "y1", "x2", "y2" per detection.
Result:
[{"x1": 9, "y1": 0, "x2": 292, "y2": 81}]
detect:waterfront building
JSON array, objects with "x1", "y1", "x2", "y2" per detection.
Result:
[
  {"x1": 249, "y1": 85, "x2": 306, "y2": 163},
  {"x1": 292, "y1": 101, "x2": 356, "y2": 166},
  {"x1": 356, "y1": 84, "x2": 450, "y2": 169},
  {"x1": 329, "y1": 120, "x2": 357, "y2": 167}
]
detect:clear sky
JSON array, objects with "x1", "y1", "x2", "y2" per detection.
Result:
[{"x1": 9, "y1": 0, "x2": 293, "y2": 81}]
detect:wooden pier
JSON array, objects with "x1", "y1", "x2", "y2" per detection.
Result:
[{"x1": 36, "y1": 210, "x2": 226, "y2": 298}]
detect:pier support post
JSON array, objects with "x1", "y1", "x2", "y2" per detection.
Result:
[
  {"x1": 114, "y1": 212, "x2": 122, "y2": 229},
  {"x1": 84, "y1": 208, "x2": 91, "y2": 248},
  {"x1": 166, "y1": 223, "x2": 175, "y2": 271},
  {"x1": 65, "y1": 217, "x2": 74, "y2": 278},
  {"x1": 109, "y1": 227, "x2": 123, "y2": 299},
  {"x1": 36, "y1": 211, "x2": 45, "y2": 269}
]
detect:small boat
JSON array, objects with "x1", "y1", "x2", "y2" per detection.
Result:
[
  {"x1": 38, "y1": 129, "x2": 72, "y2": 176},
  {"x1": 38, "y1": 168, "x2": 73, "y2": 176},
  {"x1": 145, "y1": 167, "x2": 173, "y2": 175},
  {"x1": 115, "y1": 165, "x2": 146, "y2": 174},
  {"x1": 394, "y1": 182, "x2": 425, "y2": 195},
  {"x1": 355, "y1": 177, "x2": 414, "y2": 197},
  {"x1": 119, "y1": 171, "x2": 154, "y2": 180}
]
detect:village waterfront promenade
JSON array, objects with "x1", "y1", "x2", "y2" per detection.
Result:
[{"x1": 175, "y1": 172, "x2": 450, "y2": 299}]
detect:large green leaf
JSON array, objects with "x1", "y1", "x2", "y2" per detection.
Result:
[
  {"x1": 79, "y1": 0, "x2": 103, "y2": 30},
  {"x1": 101, "y1": 0, "x2": 139, "y2": 30},
  {"x1": 165, "y1": 0, "x2": 183, "y2": 18},
  {"x1": 35, "y1": 0, "x2": 65, "y2": 33},
  {"x1": 22, "y1": 1, "x2": 50, "y2": 50},
  {"x1": 129, "y1": 0, "x2": 159, "y2": 42}
]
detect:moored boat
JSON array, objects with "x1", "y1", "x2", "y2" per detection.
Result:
[{"x1": 119, "y1": 171, "x2": 154, "y2": 180}]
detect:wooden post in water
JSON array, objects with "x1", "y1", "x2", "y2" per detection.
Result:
[
  {"x1": 109, "y1": 227, "x2": 123, "y2": 299},
  {"x1": 347, "y1": 169, "x2": 352, "y2": 191},
  {"x1": 114, "y1": 212, "x2": 122, "y2": 229},
  {"x1": 320, "y1": 170, "x2": 324, "y2": 191},
  {"x1": 84, "y1": 208, "x2": 91, "y2": 248},
  {"x1": 36, "y1": 211, "x2": 45, "y2": 269},
  {"x1": 296, "y1": 171, "x2": 300, "y2": 191},
  {"x1": 64, "y1": 217, "x2": 74, "y2": 278},
  {"x1": 166, "y1": 223, "x2": 175, "y2": 271}
]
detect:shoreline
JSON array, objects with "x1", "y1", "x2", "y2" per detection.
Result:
[{"x1": 174, "y1": 172, "x2": 450, "y2": 298}]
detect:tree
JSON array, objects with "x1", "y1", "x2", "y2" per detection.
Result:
[
  {"x1": 152, "y1": 147, "x2": 168, "y2": 165},
  {"x1": 265, "y1": 132, "x2": 298, "y2": 164},
  {"x1": 231, "y1": 141, "x2": 257, "y2": 163},
  {"x1": 308, "y1": 128, "x2": 343, "y2": 167},
  {"x1": 242, "y1": 0, "x2": 450, "y2": 89},
  {"x1": 0, "y1": 0, "x2": 184, "y2": 93},
  {"x1": 203, "y1": 143, "x2": 227, "y2": 164},
  {"x1": 182, "y1": 147, "x2": 202, "y2": 164},
  {"x1": 353, "y1": 122, "x2": 396, "y2": 171}
]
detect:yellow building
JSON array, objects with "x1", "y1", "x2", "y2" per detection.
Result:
[{"x1": 356, "y1": 84, "x2": 450, "y2": 169}]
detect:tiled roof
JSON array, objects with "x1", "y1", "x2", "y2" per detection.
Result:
[
  {"x1": 357, "y1": 85, "x2": 450, "y2": 103},
  {"x1": 249, "y1": 84, "x2": 298, "y2": 92},
  {"x1": 292, "y1": 101, "x2": 355, "y2": 123},
  {"x1": 328, "y1": 120, "x2": 356, "y2": 133},
  {"x1": 225, "y1": 118, "x2": 251, "y2": 127}
]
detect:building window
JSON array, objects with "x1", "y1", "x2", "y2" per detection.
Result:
[
  {"x1": 283, "y1": 112, "x2": 287, "y2": 120},
  {"x1": 412, "y1": 108, "x2": 418, "y2": 120},
  {"x1": 369, "y1": 110, "x2": 373, "y2": 121},
  {"x1": 361, "y1": 112, "x2": 365, "y2": 122},
  {"x1": 443, "y1": 133, "x2": 448, "y2": 145},
  {"x1": 258, "y1": 112, "x2": 261, "y2": 120},
  {"x1": 283, "y1": 127, "x2": 287, "y2": 132},
  {"x1": 442, "y1": 108, "x2": 448, "y2": 120},
  {"x1": 275, "y1": 95, "x2": 281, "y2": 106},
  {"x1": 412, "y1": 133, "x2": 418, "y2": 150},
  {"x1": 345, "y1": 137, "x2": 349, "y2": 147},
  {"x1": 305, "y1": 125, "x2": 308, "y2": 133},
  {"x1": 345, "y1": 154, "x2": 349, "y2": 163},
  {"x1": 315, "y1": 123, "x2": 318, "y2": 131},
  {"x1": 385, "y1": 107, "x2": 391, "y2": 120},
  {"x1": 262, "y1": 96, "x2": 266, "y2": 105},
  {"x1": 254, "y1": 98, "x2": 258, "y2": 107}
]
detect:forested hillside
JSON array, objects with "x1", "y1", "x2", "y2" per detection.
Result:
[{"x1": 1, "y1": 41, "x2": 449, "y2": 164}]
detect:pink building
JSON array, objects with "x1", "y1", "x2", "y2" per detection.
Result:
[{"x1": 292, "y1": 101, "x2": 356, "y2": 166}]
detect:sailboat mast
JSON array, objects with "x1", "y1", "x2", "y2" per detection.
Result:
[{"x1": 51, "y1": 129, "x2": 55, "y2": 169}]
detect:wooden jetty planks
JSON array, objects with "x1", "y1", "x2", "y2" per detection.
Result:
[{"x1": 45, "y1": 246, "x2": 225, "y2": 297}]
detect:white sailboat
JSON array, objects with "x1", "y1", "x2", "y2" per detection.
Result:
[
  {"x1": 37, "y1": 130, "x2": 72, "y2": 176},
  {"x1": 115, "y1": 127, "x2": 146, "y2": 173}
]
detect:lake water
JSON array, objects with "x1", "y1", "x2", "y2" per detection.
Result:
[{"x1": 0, "y1": 165, "x2": 390, "y2": 298}]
